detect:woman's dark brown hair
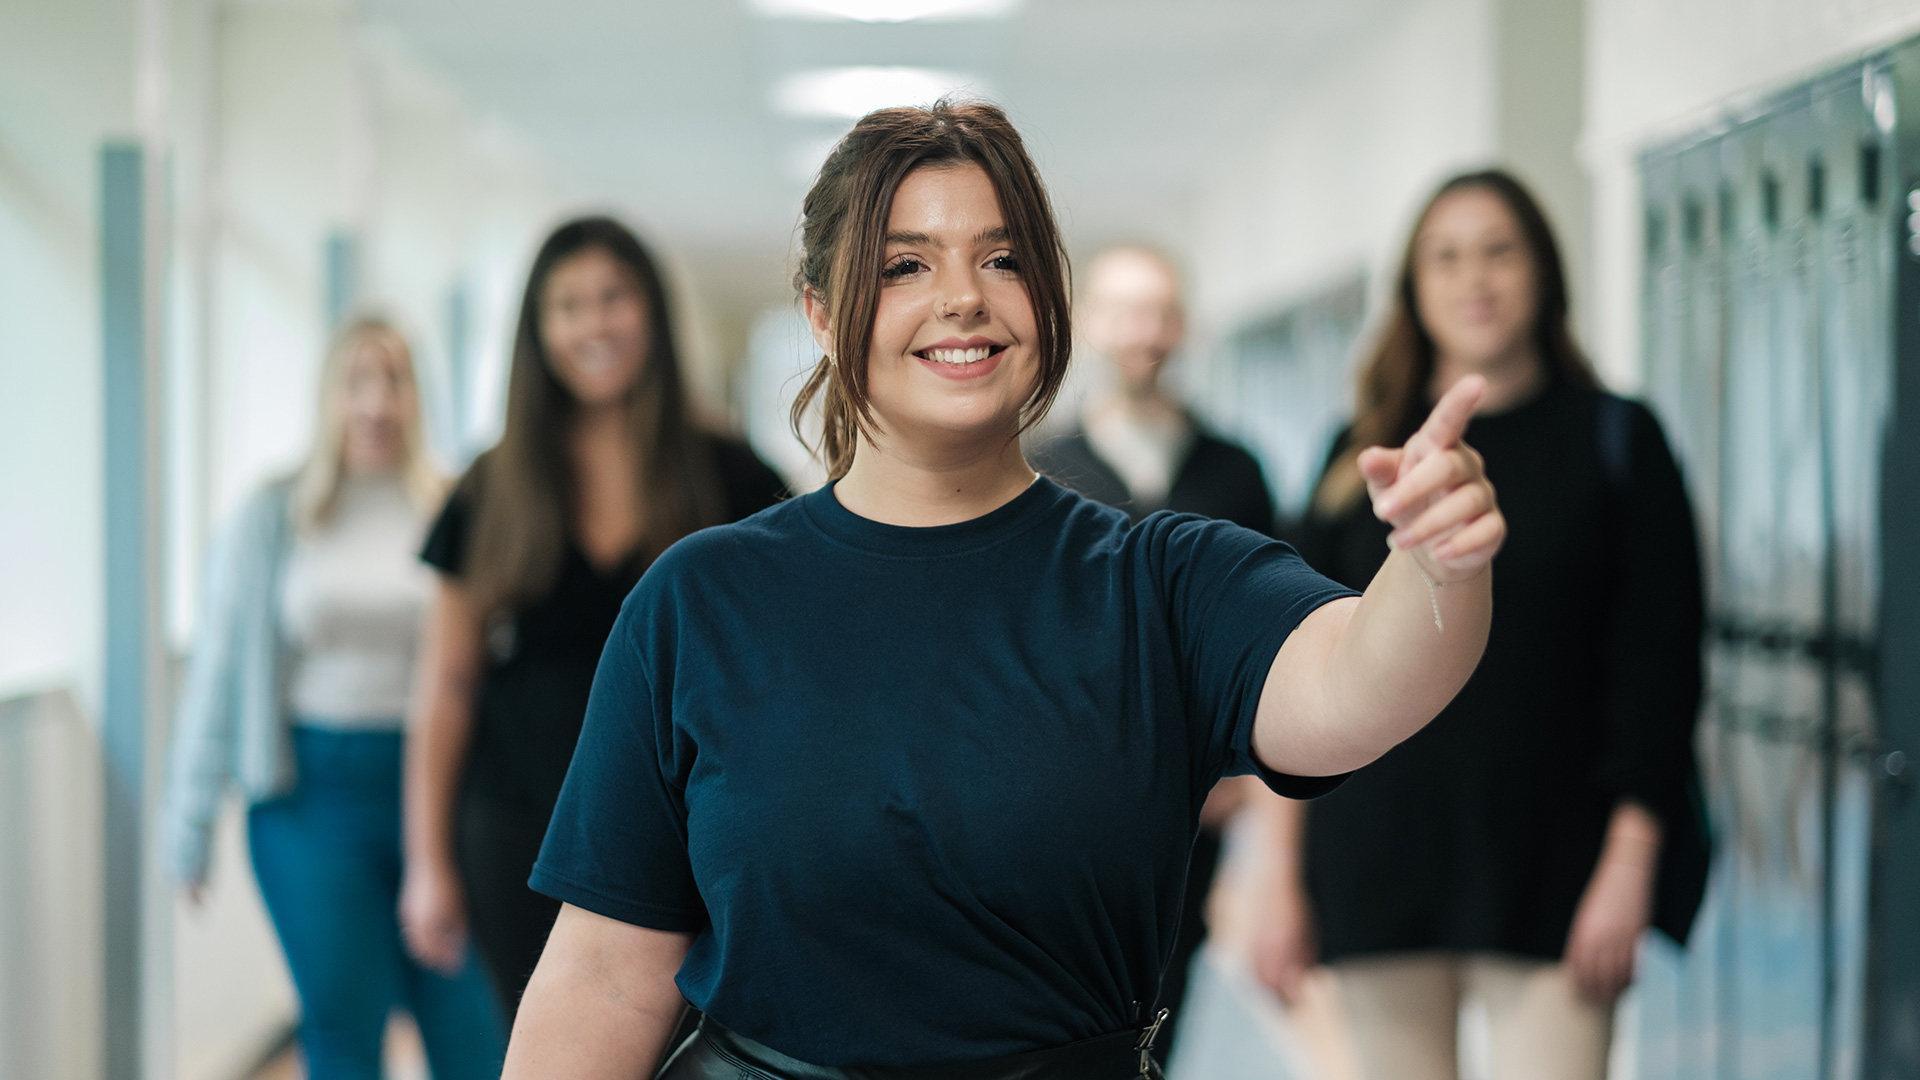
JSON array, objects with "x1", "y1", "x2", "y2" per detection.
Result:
[
  {"x1": 790, "y1": 99, "x2": 1073, "y2": 479},
  {"x1": 1313, "y1": 168, "x2": 1596, "y2": 515},
  {"x1": 463, "y1": 216, "x2": 721, "y2": 612}
]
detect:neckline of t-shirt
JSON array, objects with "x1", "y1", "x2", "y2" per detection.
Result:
[{"x1": 798, "y1": 474, "x2": 1071, "y2": 558}]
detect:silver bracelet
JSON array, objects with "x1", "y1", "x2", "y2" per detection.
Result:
[{"x1": 1414, "y1": 559, "x2": 1444, "y2": 632}]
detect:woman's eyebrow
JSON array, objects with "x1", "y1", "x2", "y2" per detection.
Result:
[{"x1": 883, "y1": 226, "x2": 1012, "y2": 247}]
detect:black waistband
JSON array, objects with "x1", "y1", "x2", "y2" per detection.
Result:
[{"x1": 657, "y1": 1018, "x2": 1166, "y2": 1080}]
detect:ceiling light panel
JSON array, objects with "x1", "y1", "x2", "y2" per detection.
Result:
[
  {"x1": 771, "y1": 67, "x2": 989, "y2": 119},
  {"x1": 748, "y1": 0, "x2": 1022, "y2": 22}
]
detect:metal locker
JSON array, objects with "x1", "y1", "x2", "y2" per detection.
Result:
[{"x1": 1635, "y1": 50, "x2": 1906, "y2": 1080}]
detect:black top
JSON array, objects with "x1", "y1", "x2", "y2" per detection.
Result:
[
  {"x1": 420, "y1": 434, "x2": 786, "y2": 819},
  {"x1": 1030, "y1": 424, "x2": 1276, "y2": 535},
  {"x1": 1295, "y1": 378, "x2": 1708, "y2": 960},
  {"x1": 530, "y1": 478, "x2": 1357, "y2": 1067}
]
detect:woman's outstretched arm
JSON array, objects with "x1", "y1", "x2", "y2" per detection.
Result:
[
  {"x1": 503, "y1": 905, "x2": 692, "y2": 1080},
  {"x1": 1255, "y1": 376, "x2": 1504, "y2": 778}
]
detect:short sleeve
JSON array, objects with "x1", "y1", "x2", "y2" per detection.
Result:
[
  {"x1": 1145, "y1": 514, "x2": 1360, "y2": 798},
  {"x1": 418, "y1": 482, "x2": 470, "y2": 576},
  {"x1": 529, "y1": 599, "x2": 705, "y2": 931}
]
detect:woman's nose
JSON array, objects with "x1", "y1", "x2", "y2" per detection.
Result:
[{"x1": 939, "y1": 274, "x2": 987, "y2": 321}]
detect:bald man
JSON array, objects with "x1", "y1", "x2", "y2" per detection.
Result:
[
  {"x1": 1030, "y1": 245, "x2": 1278, "y2": 1064},
  {"x1": 1034, "y1": 246, "x2": 1275, "y2": 530}
]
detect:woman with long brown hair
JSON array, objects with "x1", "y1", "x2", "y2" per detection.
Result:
[
  {"x1": 1252, "y1": 170, "x2": 1709, "y2": 1080},
  {"x1": 164, "y1": 319, "x2": 506, "y2": 1079},
  {"x1": 398, "y1": 217, "x2": 786, "y2": 1016},
  {"x1": 497, "y1": 101, "x2": 1508, "y2": 1080}
]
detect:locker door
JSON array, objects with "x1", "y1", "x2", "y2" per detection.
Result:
[{"x1": 1635, "y1": 59, "x2": 1892, "y2": 1080}]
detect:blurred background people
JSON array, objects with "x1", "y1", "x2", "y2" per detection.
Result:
[
  {"x1": 1029, "y1": 243, "x2": 1276, "y2": 1065},
  {"x1": 1251, "y1": 170, "x2": 1709, "y2": 1080},
  {"x1": 161, "y1": 318, "x2": 507, "y2": 1080},
  {"x1": 398, "y1": 216, "x2": 786, "y2": 1019},
  {"x1": 1032, "y1": 246, "x2": 1275, "y2": 533}
]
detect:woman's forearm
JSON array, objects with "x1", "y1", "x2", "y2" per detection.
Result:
[
  {"x1": 1262, "y1": 793, "x2": 1308, "y2": 889},
  {"x1": 1600, "y1": 800, "x2": 1663, "y2": 870},
  {"x1": 1324, "y1": 550, "x2": 1490, "y2": 764},
  {"x1": 406, "y1": 685, "x2": 474, "y2": 869},
  {"x1": 505, "y1": 906, "x2": 692, "y2": 1080},
  {"x1": 405, "y1": 582, "x2": 483, "y2": 870},
  {"x1": 1256, "y1": 377, "x2": 1501, "y2": 778},
  {"x1": 1257, "y1": 552, "x2": 1490, "y2": 778}
]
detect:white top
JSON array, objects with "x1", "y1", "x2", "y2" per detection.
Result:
[
  {"x1": 278, "y1": 475, "x2": 432, "y2": 727},
  {"x1": 1084, "y1": 402, "x2": 1194, "y2": 508}
]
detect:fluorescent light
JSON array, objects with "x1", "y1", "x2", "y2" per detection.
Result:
[
  {"x1": 771, "y1": 67, "x2": 987, "y2": 119},
  {"x1": 749, "y1": 0, "x2": 1021, "y2": 20}
]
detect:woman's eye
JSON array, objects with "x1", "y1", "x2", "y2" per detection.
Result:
[
  {"x1": 882, "y1": 257, "x2": 926, "y2": 280},
  {"x1": 987, "y1": 254, "x2": 1020, "y2": 273}
]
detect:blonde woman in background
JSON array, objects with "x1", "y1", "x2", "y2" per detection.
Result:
[{"x1": 163, "y1": 318, "x2": 507, "y2": 1080}]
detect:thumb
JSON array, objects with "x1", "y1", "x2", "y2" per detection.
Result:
[{"x1": 1357, "y1": 446, "x2": 1401, "y2": 493}]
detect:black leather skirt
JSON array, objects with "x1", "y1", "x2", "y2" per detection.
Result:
[{"x1": 656, "y1": 1018, "x2": 1167, "y2": 1080}]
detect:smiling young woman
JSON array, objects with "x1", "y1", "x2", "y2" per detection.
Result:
[{"x1": 499, "y1": 102, "x2": 1506, "y2": 1080}]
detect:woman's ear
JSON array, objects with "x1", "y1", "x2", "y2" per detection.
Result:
[{"x1": 802, "y1": 287, "x2": 834, "y2": 358}]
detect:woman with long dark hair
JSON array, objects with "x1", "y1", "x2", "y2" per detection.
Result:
[
  {"x1": 398, "y1": 217, "x2": 786, "y2": 1016},
  {"x1": 1252, "y1": 171, "x2": 1709, "y2": 1080},
  {"x1": 495, "y1": 102, "x2": 1508, "y2": 1080}
]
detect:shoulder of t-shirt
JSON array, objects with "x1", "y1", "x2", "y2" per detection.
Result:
[
  {"x1": 644, "y1": 494, "x2": 809, "y2": 587},
  {"x1": 1126, "y1": 505, "x2": 1284, "y2": 563}
]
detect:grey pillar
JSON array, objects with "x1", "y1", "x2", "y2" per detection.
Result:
[{"x1": 100, "y1": 141, "x2": 154, "y2": 1080}]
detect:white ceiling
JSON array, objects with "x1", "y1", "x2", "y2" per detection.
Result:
[{"x1": 362, "y1": 0, "x2": 1405, "y2": 306}]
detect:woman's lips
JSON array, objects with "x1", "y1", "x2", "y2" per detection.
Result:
[{"x1": 914, "y1": 343, "x2": 1007, "y2": 380}]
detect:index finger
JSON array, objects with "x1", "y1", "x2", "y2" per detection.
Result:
[{"x1": 1416, "y1": 374, "x2": 1486, "y2": 449}]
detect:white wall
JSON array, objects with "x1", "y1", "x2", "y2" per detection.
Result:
[
  {"x1": 1584, "y1": 0, "x2": 1920, "y2": 388},
  {"x1": 0, "y1": 0, "x2": 132, "y2": 706},
  {"x1": 1183, "y1": 0, "x2": 1498, "y2": 334}
]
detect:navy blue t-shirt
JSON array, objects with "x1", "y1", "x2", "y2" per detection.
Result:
[{"x1": 531, "y1": 477, "x2": 1357, "y2": 1067}]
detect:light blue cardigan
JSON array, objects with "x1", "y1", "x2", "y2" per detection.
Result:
[{"x1": 161, "y1": 479, "x2": 301, "y2": 886}]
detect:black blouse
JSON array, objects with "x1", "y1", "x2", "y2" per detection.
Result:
[
  {"x1": 420, "y1": 434, "x2": 787, "y2": 819},
  {"x1": 1295, "y1": 378, "x2": 1709, "y2": 959}
]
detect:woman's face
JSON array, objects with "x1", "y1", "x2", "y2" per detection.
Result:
[
  {"x1": 1412, "y1": 187, "x2": 1539, "y2": 370},
  {"x1": 338, "y1": 335, "x2": 415, "y2": 474},
  {"x1": 539, "y1": 247, "x2": 650, "y2": 409},
  {"x1": 816, "y1": 162, "x2": 1040, "y2": 452}
]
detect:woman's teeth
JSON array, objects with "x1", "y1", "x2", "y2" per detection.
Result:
[{"x1": 923, "y1": 346, "x2": 995, "y2": 365}]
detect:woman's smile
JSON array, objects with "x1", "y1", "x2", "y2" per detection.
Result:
[{"x1": 913, "y1": 335, "x2": 1008, "y2": 380}]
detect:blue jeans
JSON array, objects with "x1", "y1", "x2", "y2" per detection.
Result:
[{"x1": 250, "y1": 726, "x2": 507, "y2": 1080}]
